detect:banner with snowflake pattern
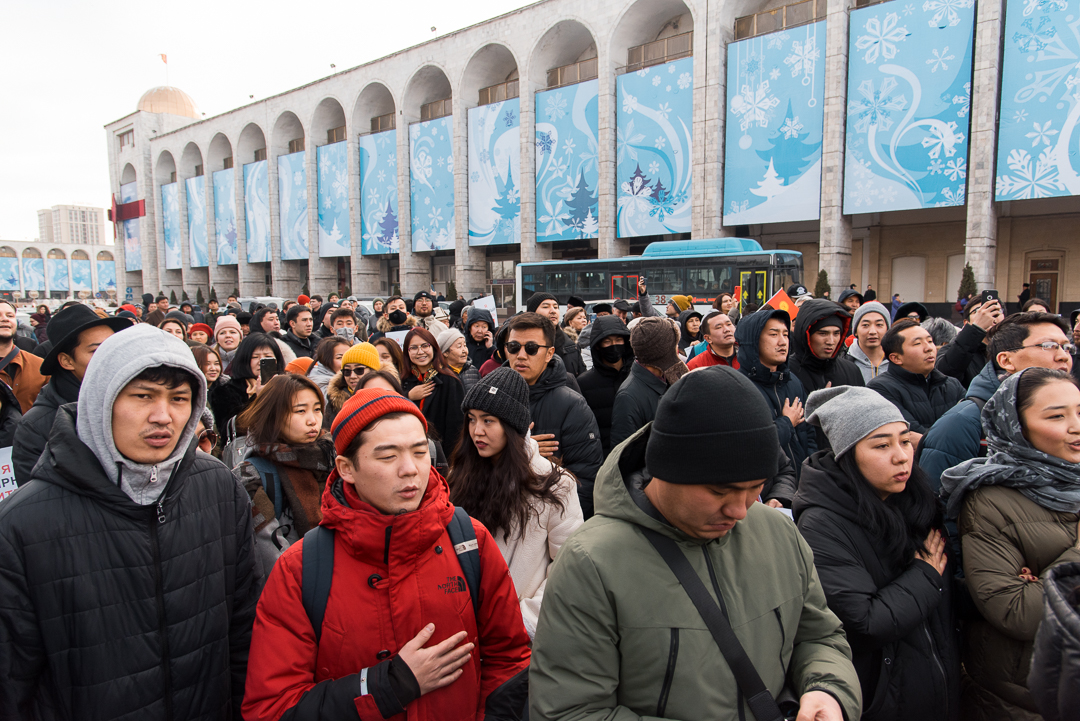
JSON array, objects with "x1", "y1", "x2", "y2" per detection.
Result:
[
  {"x1": 71, "y1": 259, "x2": 91, "y2": 291},
  {"x1": 410, "y1": 118, "x2": 455, "y2": 251},
  {"x1": 317, "y1": 142, "x2": 351, "y2": 257},
  {"x1": 22, "y1": 258, "x2": 44, "y2": 291},
  {"x1": 161, "y1": 182, "x2": 182, "y2": 269},
  {"x1": 277, "y1": 151, "x2": 308, "y2": 260},
  {"x1": 843, "y1": 0, "x2": 975, "y2": 213},
  {"x1": 120, "y1": 181, "x2": 141, "y2": 272},
  {"x1": 996, "y1": 0, "x2": 1080, "y2": 200},
  {"x1": 468, "y1": 99, "x2": 521, "y2": 246},
  {"x1": 359, "y1": 130, "x2": 400, "y2": 255},
  {"x1": 0, "y1": 259, "x2": 19, "y2": 292},
  {"x1": 97, "y1": 259, "x2": 116, "y2": 292},
  {"x1": 244, "y1": 160, "x2": 271, "y2": 263},
  {"x1": 724, "y1": 22, "x2": 825, "y2": 224},
  {"x1": 185, "y1": 175, "x2": 209, "y2": 267},
  {"x1": 535, "y1": 80, "x2": 600, "y2": 241},
  {"x1": 47, "y1": 259, "x2": 68, "y2": 291},
  {"x1": 213, "y1": 169, "x2": 238, "y2": 266},
  {"x1": 616, "y1": 57, "x2": 694, "y2": 238}
]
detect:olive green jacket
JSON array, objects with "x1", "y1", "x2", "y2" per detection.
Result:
[{"x1": 529, "y1": 425, "x2": 861, "y2": 721}]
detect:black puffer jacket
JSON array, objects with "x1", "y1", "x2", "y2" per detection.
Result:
[
  {"x1": 934, "y1": 322, "x2": 987, "y2": 389},
  {"x1": 554, "y1": 326, "x2": 586, "y2": 377},
  {"x1": 0, "y1": 379, "x2": 21, "y2": 450},
  {"x1": 12, "y1": 369, "x2": 80, "y2": 484},
  {"x1": 401, "y1": 370, "x2": 466, "y2": 449},
  {"x1": 867, "y1": 364, "x2": 965, "y2": 434},
  {"x1": 576, "y1": 315, "x2": 632, "y2": 454},
  {"x1": 610, "y1": 361, "x2": 668, "y2": 450},
  {"x1": 0, "y1": 404, "x2": 259, "y2": 720},
  {"x1": 465, "y1": 308, "x2": 495, "y2": 369},
  {"x1": 794, "y1": 452, "x2": 961, "y2": 721},
  {"x1": 281, "y1": 330, "x2": 315, "y2": 359},
  {"x1": 1030, "y1": 561, "x2": 1080, "y2": 721}
]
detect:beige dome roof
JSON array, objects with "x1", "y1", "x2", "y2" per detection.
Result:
[{"x1": 137, "y1": 86, "x2": 199, "y2": 118}]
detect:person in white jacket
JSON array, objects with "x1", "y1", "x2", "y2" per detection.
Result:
[{"x1": 448, "y1": 366, "x2": 584, "y2": 638}]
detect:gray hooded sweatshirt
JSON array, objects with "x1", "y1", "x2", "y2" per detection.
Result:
[{"x1": 77, "y1": 323, "x2": 207, "y2": 505}]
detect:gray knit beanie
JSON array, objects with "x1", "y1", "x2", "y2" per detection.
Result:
[
  {"x1": 852, "y1": 301, "x2": 890, "y2": 330},
  {"x1": 436, "y1": 327, "x2": 465, "y2": 355},
  {"x1": 805, "y1": 385, "x2": 908, "y2": 458},
  {"x1": 631, "y1": 317, "x2": 688, "y2": 385},
  {"x1": 461, "y1": 367, "x2": 532, "y2": 436}
]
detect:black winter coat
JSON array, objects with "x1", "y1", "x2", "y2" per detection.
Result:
[
  {"x1": 610, "y1": 361, "x2": 667, "y2": 450},
  {"x1": 465, "y1": 308, "x2": 495, "y2": 369},
  {"x1": 0, "y1": 379, "x2": 21, "y2": 451},
  {"x1": 209, "y1": 375, "x2": 255, "y2": 436},
  {"x1": 1030, "y1": 561, "x2": 1080, "y2": 721},
  {"x1": 401, "y1": 370, "x2": 466, "y2": 449},
  {"x1": 0, "y1": 405, "x2": 259, "y2": 720},
  {"x1": 793, "y1": 452, "x2": 961, "y2": 721},
  {"x1": 868, "y1": 364, "x2": 965, "y2": 434},
  {"x1": 575, "y1": 315, "x2": 632, "y2": 455},
  {"x1": 12, "y1": 370, "x2": 80, "y2": 484},
  {"x1": 554, "y1": 326, "x2": 586, "y2": 377},
  {"x1": 281, "y1": 330, "x2": 316, "y2": 358},
  {"x1": 934, "y1": 322, "x2": 987, "y2": 389}
]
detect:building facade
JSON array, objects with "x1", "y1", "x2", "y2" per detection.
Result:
[
  {"x1": 37, "y1": 206, "x2": 108, "y2": 247},
  {"x1": 103, "y1": 0, "x2": 1080, "y2": 314},
  {"x1": 0, "y1": 240, "x2": 117, "y2": 302}
]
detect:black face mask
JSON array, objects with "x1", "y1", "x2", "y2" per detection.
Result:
[
  {"x1": 389, "y1": 310, "x2": 408, "y2": 325},
  {"x1": 598, "y1": 344, "x2": 625, "y2": 364}
]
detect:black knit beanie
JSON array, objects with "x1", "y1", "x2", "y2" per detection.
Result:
[
  {"x1": 526, "y1": 292, "x2": 557, "y2": 314},
  {"x1": 646, "y1": 366, "x2": 779, "y2": 485},
  {"x1": 460, "y1": 367, "x2": 532, "y2": 436}
]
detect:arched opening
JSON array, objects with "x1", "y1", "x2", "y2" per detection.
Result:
[
  {"x1": 610, "y1": 0, "x2": 694, "y2": 74},
  {"x1": 0, "y1": 247, "x2": 15, "y2": 257},
  {"x1": 72, "y1": 250, "x2": 89, "y2": 260},
  {"x1": 354, "y1": 82, "x2": 400, "y2": 268},
  {"x1": 274, "y1": 109, "x2": 311, "y2": 264},
  {"x1": 46, "y1": 249, "x2": 69, "y2": 299},
  {"x1": 529, "y1": 20, "x2": 597, "y2": 91},
  {"x1": 272, "y1": 110, "x2": 305, "y2": 159},
  {"x1": 461, "y1": 43, "x2": 519, "y2": 110},
  {"x1": 354, "y1": 82, "x2": 396, "y2": 135},
  {"x1": 70, "y1": 250, "x2": 91, "y2": 294},
  {"x1": 47, "y1": 249, "x2": 66, "y2": 259},
  {"x1": 310, "y1": 98, "x2": 350, "y2": 264},
  {"x1": 0, "y1": 246, "x2": 16, "y2": 298},
  {"x1": 21, "y1": 248, "x2": 41, "y2": 258},
  {"x1": 155, "y1": 150, "x2": 176, "y2": 187},
  {"x1": 180, "y1": 141, "x2": 203, "y2": 178},
  {"x1": 208, "y1": 132, "x2": 233, "y2": 171},
  {"x1": 311, "y1": 97, "x2": 347, "y2": 148},
  {"x1": 403, "y1": 65, "x2": 452, "y2": 125},
  {"x1": 121, "y1": 163, "x2": 137, "y2": 185},
  {"x1": 97, "y1": 251, "x2": 114, "y2": 261},
  {"x1": 237, "y1": 123, "x2": 267, "y2": 165},
  {"x1": 21, "y1": 247, "x2": 44, "y2": 298}
]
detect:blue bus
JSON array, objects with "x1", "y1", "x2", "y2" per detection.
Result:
[{"x1": 515, "y1": 238, "x2": 803, "y2": 313}]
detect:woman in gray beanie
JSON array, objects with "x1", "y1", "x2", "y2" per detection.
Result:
[
  {"x1": 792, "y1": 385, "x2": 960, "y2": 721},
  {"x1": 447, "y1": 367, "x2": 583, "y2": 639}
]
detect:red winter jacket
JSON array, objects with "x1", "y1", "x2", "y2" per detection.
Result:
[{"x1": 242, "y1": 469, "x2": 531, "y2": 721}]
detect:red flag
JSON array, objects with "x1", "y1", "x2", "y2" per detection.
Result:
[
  {"x1": 160, "y1": 53, "x2": 167, "y2": 64},
  {"x1": 766, "y1": 289, "x2": 799, "y2": 319}
]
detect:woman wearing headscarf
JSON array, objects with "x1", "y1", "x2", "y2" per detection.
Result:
[
  {"x1": 941, "y1": 367, "x2": 1080, "y2": 721},
  {"x1": 676, "y1": 308, "x2": 703, "y2": 352}
]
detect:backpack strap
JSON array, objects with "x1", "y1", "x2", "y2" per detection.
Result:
[
  {"x1": 246, "y1": 456, "x2": 283, "y2": 519},
  {"x1": 447, "y1": 506, "x2": 482, "y2": 620},
  {"x1": 301, "y1": 525, "x2": 335, "y2": 644}
]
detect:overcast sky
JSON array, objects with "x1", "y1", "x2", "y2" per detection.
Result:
[{"x1": 0, "y1": 0, "x2": 534, "y2": 241}]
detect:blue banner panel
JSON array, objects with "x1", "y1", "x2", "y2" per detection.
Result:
[
  {"x1": 409, "y1": 117, "x2": 455, "y2": 251},
  {"x1": 317, "y1": 142, "x2": 351, "y2": 257},
  {"x1": 277, "y1": 151, "x2": 309, "y2": 260},
  {"x1": 996, "y1": 0, "x2": 1080, "y2": 199},
  {"x1": 120, "y1": 181, "x2": 141, "y2": 272},
  {"x1": 535, "y1": 80, "x2": 600, "y2": 242},
  {"x1": 161, "y1": 183, "x2": 182, "y2": 269},
  {"x1": 724, "y1": 22, "x2": 825, "y2": 224},
  {"x1": 0, "y1": 258, "x2": 19, "y2": 292},
  {"x1": 616, "y1": 57, "x2": 694, "y2": 238},
  {"x1": 71, "y1": 259, "x2": 91, "y2": 291},
  {"x1": 185, "y1": 175, "x2": 209, "y2": 267},
  {"x1": 47, "y1": 259, "x2": 68, "y2": 291},
  {"x1": 843, "y1": 0, "x2": 975, "y2": 213},
  {"x1": 244, "y1": 160, "x2": 270, "y2": 263},
  {"x1": 213, "y1": 169, "x2": 238, "y2": 266},
  {"x1": 359, "y1": 131, "x2": 400, "y2": 255},
  {"x1": 97, "y1": 260, "x2": 116, "y2": 292},
  {"x1": 22, "y1": 259, "x2": 43, "y2": 291},
  {"x1": 469, "y1": 99, "x2": 521, "y2": 246}
]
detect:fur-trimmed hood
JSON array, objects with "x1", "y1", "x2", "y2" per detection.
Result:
[{"x1": 376, "y1": 314, "x2": 418, "y2": 333}]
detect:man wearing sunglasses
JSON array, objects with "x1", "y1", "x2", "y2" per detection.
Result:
[{"x1": 506, "y1": 312, "x2": 603, "y2": 518}]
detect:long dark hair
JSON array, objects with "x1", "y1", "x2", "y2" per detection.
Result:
[
  {"x1": 448, "y1": 418, "x2": 567, "y2": 541},
  {"x1": 373, "y1": 337, "x2": 405, "y2": 377},
  {"x1": 229, "y1": 332, "x2": 284, "y2": 379},
  {"x1": 401, "y1": 327, "x2": 456, "y2": 380},
  {"x1": 837, "y1": 452, "x2": 942, "y2": 570},
  {"x1": 237, "y1": 373, "x2": 324, "y2": 445}
]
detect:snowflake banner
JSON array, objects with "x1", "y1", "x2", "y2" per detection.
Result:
[
  {"x1": 244, "y1": 160, "x2": 271, "y2": 263},
  {"x1": 724, "y1": 22, "x2": 825, "y2": 224},
  {"x1": 317, "y1": 142, "x2": 351, "y2": 257},
  {"x1": 843, "y1": 0, "x2": 975, "y2": 213},
  {"x1": 161, "y1": 182, "x2": 182, "y2": 269},
  {"x1": 616, "y1": 57, "x2": 694, "y2": 238},
  {"x1": 0, "y1": 259, "x2": 18, "y2": 292},
  {"x1": 185, "y1": 175, "x2": 209, "y2": 267},
  {"x1": 97, "y1": 259, "x2": 116, "y2": 292},
  {"x1": 535, "y1": 80, "x2": 600, "y2": 242},
  {"x1": 410, "y1": 117, "x2": 455, "y2": 251},
  {"x1": 468, "y1": 99, "x2": 521, "y2": 246},
  {"x1": 120, "y1": 181, "x2": 141, "y2": 272},
  {"x1": 21, "y1": 258, "x2": 44, "y2": 291},
  {"x1": 996, "y1": 0, "x2": 1080, "y2": 200},
  {"x1": 213, "y1": 169, "x2": 238, "y2": 266},
  {"x1": 277, "y1": 151, "x2": 308, "y2": 260},
  {"x1": 71, "y1": 259, "x2": 91, "y2": 291},
  {"x1": 359, "y1": 130, "x2": 400, "y2": 255},
  {"x1": 47, "y1": 259, "x2": 68, "y2": 291}
]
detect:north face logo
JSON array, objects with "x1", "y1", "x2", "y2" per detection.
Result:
[{"x1": 438, "y1": 576, "x2": 467, "y2": 594}]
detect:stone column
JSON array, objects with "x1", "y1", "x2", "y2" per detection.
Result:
[
  {"x1": 698, "y1": 0, "x2": 726, "y2": 238},
  {"x1": 818, "y1": 0, "x2": 854, "y2": 290},
  {"x1": 454, "y1": 101, "x2": 487, "y2": 297},
  {"x1": 596, "y1": 45, "x2": 628, "y2": 258}
]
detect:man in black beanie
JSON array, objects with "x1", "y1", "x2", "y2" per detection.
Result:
[
  {"x1": 526, "y1": 291, "x2": 585, "y2": 376},
  {"x1": 530, "y1": 366, "x2": 861, "y2": 721}
]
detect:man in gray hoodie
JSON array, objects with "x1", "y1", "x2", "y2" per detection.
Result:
[{"x1": 0, "y1": 323, "x2": 259, "y2": 720}]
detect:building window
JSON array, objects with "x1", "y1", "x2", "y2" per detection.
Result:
[
  {"x1": 223, "y1": 156, "x2": 234, "y2": 169},
  {"x1": 194, "y1": 164, "x2": 203, "y2": 176},
  {"x1": 547, "y1": 58, "x2": 599, "y2": 88},
  {"x1": 97, "y1": 251, "x2": 113, "y2": 261},
  {"x1": 370, "y1": 113, "x2": 396, "y2": 133},
  {"x1": 420, "y1": 97, "x2": 452, "y2": 121},
  {"x1": 169, "y1": 171, "x2": 177, "y2": 183},
  {"x1": 327, "y1": 126, "x2": 347, "y2": 144},
  {"x1": 254, "y1": 148, "x2": 267, "y2": 162},
  {"x1": 118, "y1": 130, "x2": 134, "y2": 151},
  {"x1": 288, "y1": 138, "x2": 305, "y2": 153},
  {"x1": 625, "y1": 30, "x2": 693, "y2": 73},
  {"x1": 478, "y1": 80, "x2": 519, "y2": 106}
]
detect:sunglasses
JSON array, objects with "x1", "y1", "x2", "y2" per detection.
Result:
[
  {"x1": 198, "y1": 430, "x2": 218, "y2": 446},
  {"x1": 341, "y1": 367, "x2": 367, "y2": 376},
  {"x1": 506, "y1": 340, "x2": 552, "y2": 356}
]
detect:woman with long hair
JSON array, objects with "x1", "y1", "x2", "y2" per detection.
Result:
[
  {"x1": 323, "y1": 342, "x2": 381, "y2": 430},
  {"x1": 401, "y1": 326, "x2": 465, "y2": 447},
  {"x1": 233, "y1": 373, "x2": 335, "y2": 579},
  {"x1": 191, "y1": 343, "x2": 228, "y2": 396},
  {"x1": 794, "y1": 385, "x2": 959, "y2": 721},
  {"x1": 941, "y1": 367, "x2": 1080, "y2": 720},
  {"x1": 714, "y1": 291, "x2": 740, "y2": 325},
  {"x1": 448, "y1": 367, "x2": 583, "y2": 638},
  {"x1": 308, "y1": 336, "x2": 351, "y2": 396},
  {"x1": 158, "y1": 318, "x2": 187, "y2": 341},
  {"x1": 208, "y1": 332, "x2": 284, "y2": 435},
  {"x1": 373, "y1": 337, "x2": 405, "y2": 378}
]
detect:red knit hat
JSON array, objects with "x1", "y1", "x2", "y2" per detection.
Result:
[
  {"x1": 298, "y1": 294, "x2": 311, "y2": 305},
  {"x1": 120, "y1": 304, "x2": 137, "y2": 314},
  {"x1": 189, "y1": 322, "x2": 213, "y2": 338},
  {"x1": 331, "y1": 388, "x2": 427, "y2": 456}
]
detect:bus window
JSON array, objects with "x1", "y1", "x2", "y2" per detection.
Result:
[
  {"x1": 546, "y1": 272, "x2": 572, "y2": 295},
  {"x1": 611, "y1": 275, "x2": 639, "y2": 299},
  {"x1": 774, "y1": 254, "x2": 803, "y2": 294},
  {"x1": 575, "y1": 271, "x2": 607, "y2": 297},
  {"x1": 685, "y1": 267, "x2": 734, "y2": 297},
  {"x1": 521, "y1": 270, "x2": 541, "y2": 297},
  {"x1": 651, "y1": 268, "x2": 683, "y2": 295}
]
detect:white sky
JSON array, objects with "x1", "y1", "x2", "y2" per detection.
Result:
[{"x1": 0, "y1": 0, "x2": 535, "y2": 241}]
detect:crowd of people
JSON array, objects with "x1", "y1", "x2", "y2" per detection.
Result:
[{"x1": 0, "y1": 280, "x2": 1078, "y2": 721}]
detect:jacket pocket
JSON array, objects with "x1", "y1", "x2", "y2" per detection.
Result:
[{"x1": 656, "y1": 628, "x2": 679, "y2": 717}]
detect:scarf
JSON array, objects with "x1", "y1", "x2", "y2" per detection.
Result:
[
  {"x1": 248, "y1": 435, "x2": 336, "y2": 535},
  {"x1": 941, "y1": 369, "x2": 1080, "y2": 518}
]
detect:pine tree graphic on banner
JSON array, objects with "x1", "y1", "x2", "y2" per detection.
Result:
[
  {"x1": 757, "y1": 100, "x2": 821, "y2": 183},
  {"x1": 492, "y1": 171, "x2": 520, "y2": 242},
  {"x1": 378, "y1": 199, "x2": 398, "y2": 247},
  {"x1": 566, "y1": 171, "x2": 598, "y2": 238},
  {"x1": 750, "y1": 159, "x2": 787, "y2": 199}
]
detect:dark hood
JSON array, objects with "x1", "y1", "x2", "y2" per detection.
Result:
[
  {"x1": 589, "y1": 315, "x2": 631, "y2": 350},
  {"x1": 466, "y1": 307, "x2": 495, "y2": 334},
  {"x1": 677, "y1": 309, "x2": 703, "y2": 346},
  {"x1": 837, "y1": 289, "x2": 863, "y2": 306},
  {"x1": 792, "y1": 451, "x2": 860, "y2": 525},
  {"x1": 735, "y1": 307, "x2": 792, "y2": 385},
  {"x1": 894, "y1": 301, "x2": 928, "y2": 322},
  {"x1": 792, "y1": 299, "x2": 852, "y2": 370}
]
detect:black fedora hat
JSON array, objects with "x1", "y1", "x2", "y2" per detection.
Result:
[{"x1": 41, "y1": 304, "x2": 133, "y2": 374}]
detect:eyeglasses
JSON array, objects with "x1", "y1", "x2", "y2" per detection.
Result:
[
  {"x1": 506, "y1": 340, "x2": 552, "y2": 356},
  {"x1": 198, "y1": 430, "x2": 218, "y2": 446},
  {"x1": 408, "y1": 343, "x2": 433, "y2": 353},
  {"x1": 341, "y1": 367, "x2": 367, "y2": 376},
  {"x1": 1010, "y1": 341, "x2": 1079, "y2": 355}
]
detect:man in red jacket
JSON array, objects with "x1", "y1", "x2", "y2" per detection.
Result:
[{"x1": 243, "y1": 389, "x2": 531, "y2": 721}]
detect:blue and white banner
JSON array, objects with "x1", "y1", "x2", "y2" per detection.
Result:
[
  {"x1": 0, "y1": 259, "x2": 19, "y2": 292},
  {"x1": 724, "y1": 22, "x2": 825, "y2": 224},
  {"x1": 317, "y1": 141, "x2": 351, "y2": 257},
  {"x1": 996, "y1": 0, "x2": 1080, "y2": 199},
  {"x1": 277, "y1": 151, "x2": 308, "y2": 260},
  {"x1": 71, "y1": 259, "x2": 91, "y2": 291},
  {"x1": 161, "y1": 183, "x2": 182, "y2": 269},
  {"x1": 359, "y1": 130, "x2": 400, "y2": 255},
  {"x1": 185, "y1": 175, "x2": 208, "y2": 267},
  {"x1": 535, "y1": 80, "x2": 600, "y2": 242},
  {"x1": 244, "y1": 160, "x2": 270, "y2": 263},
  {"x1": 47, "y1": 259, "x2": 68, "y2": 291},
  {"x1": 97, "y1": 260, "x2": 116, "y2": 292},
  {"x1": 616, "y1": 57, "x2": 694, "y2": 237},
  {"x1": 843, "y1": 0, "x2": 975, "y2": 213},
  {"x1": 120, "y1": 181, "x2": 141, "y2": 272},
  {"x1": 22, "y1": 259, "x2": 43, "y2": 291},
  {"x1": 410, "y1": 118, "x2": 456, "y2": 251},
  {"x1": 469, "y1": 99, "x2": 521, "y2": 246},
  {"x1": 213, "y1": 169, "x2": 238, "y2": 266}
]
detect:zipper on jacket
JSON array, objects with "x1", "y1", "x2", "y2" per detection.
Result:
[
  {"x1": 383, "y1": 526, "x2": 393, "y2": 566},
  {"x1": 923, "y1": 623, "x2": 948, "y2": 714},
  {"x1": 148, "y1": 509, "x2": 174, "y2": 721},
  {"x1": 656, "y1": 628, "x2": 679, "y2": 716}
]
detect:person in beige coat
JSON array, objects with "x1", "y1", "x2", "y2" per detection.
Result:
[{"x1": 448, "y1": 367, "x2": 583, "y2": 638}]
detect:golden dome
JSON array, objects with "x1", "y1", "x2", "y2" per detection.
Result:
[{"x1": 137, "y1": 86, "x2": 199, "y2": 118}]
